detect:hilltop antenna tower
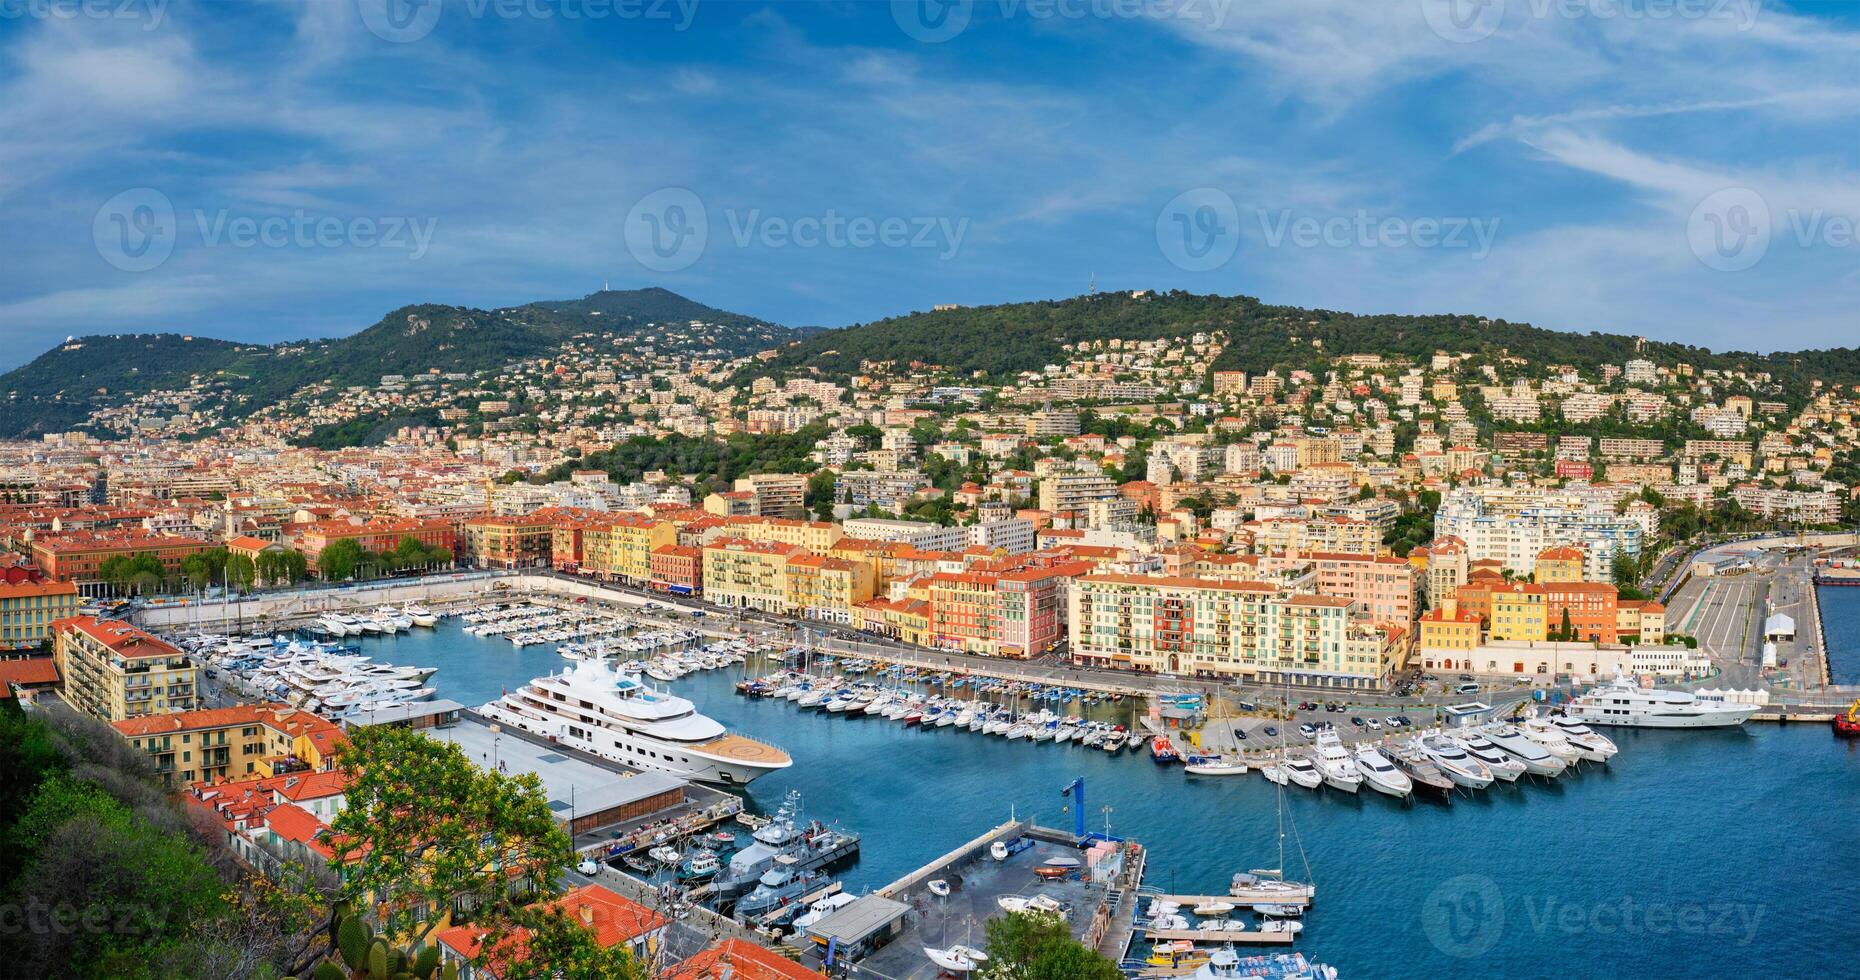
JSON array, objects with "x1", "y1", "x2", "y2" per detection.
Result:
[{"x1": 1088, "y1": 272, "x2": 1097, "y2": 294}]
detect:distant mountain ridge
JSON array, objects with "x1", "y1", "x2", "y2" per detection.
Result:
[
  {"x1": 0, "y1": 288, "x2": 801, "y2": 437},
  {"x1": 750, "y1": 289, "x2": 1860, "y2": 392},
  {"x1": 9, "y1": 286, "x2": 1860, "y2": 440}
]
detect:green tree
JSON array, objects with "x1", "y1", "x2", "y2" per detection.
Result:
[
  {"x1": 226, "y1": 553, "x2": 256, "y2": 592},
  {"x1": 330, "y1": 726, "x2": 575, "y2": 948},
  {"x1": 318, "y1": 539, "x2": 366, "y2": 582},
  {"x1": 979, "y1": 910, "x2": 1121, "y2": 980}
]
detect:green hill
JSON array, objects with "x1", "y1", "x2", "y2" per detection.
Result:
[
  {"x1": 0, "y1": 290, "x2": 798, "y2": 438},
  {"x1": 750, "y1": 289, "x2": 1860, "y2": 390}
]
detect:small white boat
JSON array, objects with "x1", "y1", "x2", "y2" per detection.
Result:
[
  {"x1": 1184, "y1": 757, "x2": 1248, "y2": 777},
  {"x1": 923, "y1": 945, "x2": 988, "y2": 973},
  {"x1": 1192, "y1": 900, "x2": 1235, "y2": 917},
  {"x1": 990, "y1": 841, "x2": 1010, "y2": 861},
  {"x1": 1259, "y1": 919, "x2": 1303, "y2": 935},
  {"x1": 927, "y1": 879, "x2": 950, "y2": 897}
]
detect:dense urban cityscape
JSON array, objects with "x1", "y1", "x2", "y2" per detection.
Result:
[{"x1": 3, "y1": 3, "x2": 1858, "y2": 979}]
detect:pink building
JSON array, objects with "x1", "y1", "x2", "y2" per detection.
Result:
[{"x1": 1308, "y1": 552, "x2": 1419, "y2": 628}]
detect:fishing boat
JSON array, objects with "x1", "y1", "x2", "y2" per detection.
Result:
[
  {"x1": 676, "y1": 849, "x2": 722, "y2": 882},
  {"x1": 1150, "y1": 735, "x2": 1180, "y2": 764}
]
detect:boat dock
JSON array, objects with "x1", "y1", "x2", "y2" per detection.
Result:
[
  {"x1": 1144, "y1": 892, "x2": 1312, "y2": 909},
  {"x1": 809, "y1": 818, "x2": 1147, "y2": 978},
  {"x1": 1142, "y1": 927, "x2": 1295, "y2": 946}
]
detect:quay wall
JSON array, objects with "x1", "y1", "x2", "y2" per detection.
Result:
[{"x1": 876, "y1": 819, "x2": 1025, "y2": 900}]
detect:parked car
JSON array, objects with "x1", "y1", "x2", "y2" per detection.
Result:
[
  {"x1": 1351, "y1": 716, "x2": 1366, "y2": 728},
  {"x1": 577, "y1": 859, "x2": 601, "y2": 876},
  {"x1": 1262, "y1": 726, "x2": 1278, "y2": 737},
  {"x1": 1299, "y1": 724, "x2": 1316, "y2": 738},
  {"x1": 1366, "y1": 719, "x2": 1382, "y2": 731}
]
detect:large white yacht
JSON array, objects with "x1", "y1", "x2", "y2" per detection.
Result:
[
  {"x1": 1564, "y1": 675, "x2": 1759, "y2": 729},
  {"x1": 480, "y1": 660, "x2": 792, "y2": 785}
]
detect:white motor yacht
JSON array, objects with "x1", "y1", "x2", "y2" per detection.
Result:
[
  {"x1": 1310, "y1": 730, "x2": 1363, "y2": 793},
  {"x1": 1450, "y1": 730, "x2": 1529, "y2": 782},
  {"x1": 480, "y1": 661, "x2": 792, "y2": 785},
  {"x1": 1521, "y1": 715, "x2": 1589, "y2": 763},
  {"x1": 1352, "y1": 744, "x2": 1413, "y2": 798},
  {"x1": 1481, "y1": 724, "x2": 1568, "y2": 777},
  {"x1": 1564, "y1": 674, "x2": 1759, "y2": 728},
  {"x1": 1419, "y1": 734, "x2": 1495, "y2": 790},
  {"x1": 1262, "y1": 754, "x2": 1324, "y2": 790},
  {"x1": 1551, "y1": 717, "x2": 1619, "y2": 760}
]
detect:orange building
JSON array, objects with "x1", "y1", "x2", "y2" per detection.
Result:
[
  {"x1": 1543, "y1": 581, "x2": 1619, "y2": 643},
  {"x1": 649, "y1": 544, "x2": 703, "y2": 596},
  {"x1": 30, "y1": 531, "x2": 211, "y2": 593}
]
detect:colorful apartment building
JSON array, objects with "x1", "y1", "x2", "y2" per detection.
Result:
[
  {"x1": 785, "y1": 554, "x2": 876, "y2": 623},
  {"x1": 53, "y1": 615, "x2": 198, "y2": 722},
  {"x1": 296, "y1": 518, "x2": 457, "y2": 574},
  {"x1": 1543, "y1": 581, "x2": 1619, "y2": 643},
  {"x1": 584, "y1": 514, "x2": 677, "y2": 585},
  {"x1": 649, "y1": 544, "x2": 704, "y2": 596},
  {"x1": 463, "y1": 513, "x2": 557, "y2": 568},
  {"x1": 702, "y1": 537, "x2": 805, "y2": 613},
  {"x1": 1535, "y1": 545, "x2": 1587, "y2": 584},
  {"x1": 1306, "y1": 552, "x2": 1420, "y2": 626},
  {"x1": 0, "y1": 579, "x2": 78, "y2": 651},
  {"x1": 1488, "y1": 582, "x2": 1548, "y2": 642},
  {"x1": 113, "y1": 703, "x2": 346, "y2": 789},
  {"x1": 30, "y1": 531, "x2": 212, "y2": 594},
  {"x1": 1068, "y1": 574, "x2": 1396, "y2": 689}
]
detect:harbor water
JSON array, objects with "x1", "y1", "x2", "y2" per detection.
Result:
[
  {"x1": 1817, "y1": 585, "x2": 1860, "y2": 685},
  {"x1": 356, "y1": 621, "x2": 1860, "y2": 978}
]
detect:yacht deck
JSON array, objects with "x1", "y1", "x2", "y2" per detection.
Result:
[{"x1": 697, "y1": 733, "x2": 790, "y2": 765}]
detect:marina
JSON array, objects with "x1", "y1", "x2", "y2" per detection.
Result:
[{"x1": 285, "y1": 617, "x2": 1860, "y2": 977}]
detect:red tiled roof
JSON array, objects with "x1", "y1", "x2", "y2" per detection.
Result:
[
  {"x1": 667, "y1": 938, "x2": 827, "y2": 980},
  {"x1": 0, "y1": 658, "x2": 59, "y2": 696}
]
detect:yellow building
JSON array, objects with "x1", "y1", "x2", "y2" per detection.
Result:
[
  {"x1": 585, "y1": 515, "x2": 676, "y2": 584},
  {"x1": 1418, "y1": 599, "x2": 1483, "y2": 655},
  {"x1": 1488, "y1": 583, "x2": 1548, "y2": 643},
  {"x1": 1617, "y1": 600, "x2": 1667, "y2": 644},
  {"x1": 723, "y1": 516, "x2": 845, "y2": 555},
  {"x1": 53, "y1": 615, "x2": 198, "y2": 723},
  {"x1": 785, "y1": 554, "x2": 877, "y2": 624},
  {"x1": 853, "y1": 597, "x2": 932, "y2": 645},
  {"x1": 1534, "y1": 546, "x2": 1586, "y2": 584},
  {"x1": 702, "y1": 537, "x2": 804, "y2": 613},
  {"x1": 113, "y1": 703, "x2": 347, "y2": 789},
  {"x1": 0, "y1": 580, "x2": 79, "y2": 651}
]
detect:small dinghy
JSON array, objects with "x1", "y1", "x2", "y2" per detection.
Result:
[{"x1": 927, "y1": 879, "x2": 951, "y2": 897}]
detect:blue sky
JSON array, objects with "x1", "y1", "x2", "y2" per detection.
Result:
[{"x1": 2, "y1": 0, "x2": 1858, "y2": 370}]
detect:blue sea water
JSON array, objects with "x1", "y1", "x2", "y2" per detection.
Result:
[
  {"x1": 354, "y1": 622, "x2": 1860, "y2": 978},
  {"x1": 1817, "y1": 586, "x2": 1860, "y2": 685}
]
